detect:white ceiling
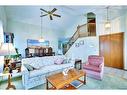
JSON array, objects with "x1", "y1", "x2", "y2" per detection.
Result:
[{"x1": 4, "y1": 5, "x2": 127, "y2": 32}]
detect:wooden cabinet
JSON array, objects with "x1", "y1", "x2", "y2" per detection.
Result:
[
  {"x1": 99, "y1": 32, "x2": 124, "y2": 69},
  {"x1": 25, "y1": 47, "x2": 55, "y2": 58}
]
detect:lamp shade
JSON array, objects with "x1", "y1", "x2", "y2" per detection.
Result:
[
  {"x1": 105, "y1": 21, "x2": 111, "y2": 29},
  {"x1": 39, "y1": 37, "x2": 45, "y2": 42},
  {"x1": 0, "y1": 43, "x2": 16, "y2": 56}
]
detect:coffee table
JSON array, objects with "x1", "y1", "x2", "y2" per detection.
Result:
[{"x1": 46, "y1": 68, "x2": 86, "y2": 90}]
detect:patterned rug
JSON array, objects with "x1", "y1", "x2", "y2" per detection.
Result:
[{"x1": 0, "y1": 74, "x2": 127, "y2": 90}]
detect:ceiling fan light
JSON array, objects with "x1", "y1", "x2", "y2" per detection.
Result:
[{"x1": 39, "y1": 37, "x2": 45, "y2": 42}]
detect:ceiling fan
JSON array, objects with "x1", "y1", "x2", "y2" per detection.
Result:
[{"x1": 40, "y1": 8, "x2": 61, "y2": 20}]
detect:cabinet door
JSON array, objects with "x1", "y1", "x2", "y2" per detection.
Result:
[
  {"x1": 99, "y1": 32, "x2": 124, "y2": 69},
  {"x1": 99, "y1": 35, "x2": 111, "y2": 67},
  {"x1": 110, "y1": 33, "x2": 123, "y2": 69}
]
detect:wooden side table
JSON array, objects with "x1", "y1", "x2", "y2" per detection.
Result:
[
  {"x1": 0, "y1": 73, "x2": 16, "y2": 90},
  {"x1": 6, "y1": 73, "x2": 16, "y2": 90},
  {"x1": 75, "y1": 59, "x2": 82, "y2": 70}
]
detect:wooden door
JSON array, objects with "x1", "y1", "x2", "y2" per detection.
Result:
[
  {"x1": 99, "y1": 35, "x2": 111, "y2": 67},
  {"x1": 110, "y1": 33, "x2": 124, "y2": 69},
  {"x1": 99, "y1": 32, "x2": 124, "y2": 69}
]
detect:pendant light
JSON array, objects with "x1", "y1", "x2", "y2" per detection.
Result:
[
  {"x1": 105, "y1": 7, "x2": 111, "y2": 29},
  {"x1": 39, "y1": 11, "x2": 45, "y2": 42}
]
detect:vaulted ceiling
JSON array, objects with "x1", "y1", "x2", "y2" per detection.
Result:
[{"x1": 4, "y1": 5, "x2": 127, "y2": 32}]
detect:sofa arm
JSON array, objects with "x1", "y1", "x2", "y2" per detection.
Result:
[
  {"x1": 99, "y1": 62, "x2": 104, "y2": 68},
  {"x1": 99, "y1": 64, "x2": 102, "y2": 68},
  {"x1": 82, "y1": 61, "x2": 89, "y2": 68},
  {"x1": 21, "y1": 64, "x2": 29, "y2": 87},
  {"x1": 98, "y1": 63, "x2": 104, "y2": 73}
]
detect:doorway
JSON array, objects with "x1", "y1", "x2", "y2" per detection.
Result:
[{"x1": 87, "y1": 12, "x2": 96, "y2": 36}]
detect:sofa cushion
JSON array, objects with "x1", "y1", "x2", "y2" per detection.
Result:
[
  {"x1": 54, "y1": 58, "x2": 64, "y2": 65},
  {"x1": 29, "y1": 65, "x2": 60, "y2": 78},
  {"x1": 59, "y1": 63, "x2": 74, "y2": 69},
  {"x1": 53, "y1": 55, "x2": 66, "y2": 60},
  {"x1": 83, "y1": 64, "x2": 101, "y2": 72},
  {"x1": 29, "y1": 63, "x2": 74, "y2": 78},
  {"x1": 42, "y1": 57, "x2": 54, "y2": 66},
  {"x1": 29, "y1": 68, "x2": 48, "y2": 78},
  {"x1": 22, "y1": 57, "x2": 43, "y2": 69},
  {"x1": 88, "y1": 56, "x2": 103, "y2": 67}
]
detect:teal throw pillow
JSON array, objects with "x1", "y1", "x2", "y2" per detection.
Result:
[{"x1": 24, "y1": 64, "x2": 34, "y2": 71}]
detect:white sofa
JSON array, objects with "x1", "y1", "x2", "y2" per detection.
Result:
[{"x1": 21, "y1": 55, "x2": 74, "y2": 89}]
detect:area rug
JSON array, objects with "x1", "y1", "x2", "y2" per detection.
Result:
[{"x1": 0, "y1": 74, "x2": 127, "y2": 90}]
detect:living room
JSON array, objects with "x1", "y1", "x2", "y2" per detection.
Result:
[{"x1": 0, "y1": 5, "x2": 127, "y2": 92}]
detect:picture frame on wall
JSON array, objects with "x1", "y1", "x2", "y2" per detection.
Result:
[
  {"x1": 4, "y1": 32, "x2": 14, "y2": 43},
  {"x1": 75, "y1": 43, "x2": 79, "y2": 47},
  {"x1": 79, "y1": 40, "x2": 84, "y2": 45},
  {"x1": 27, "y1": 39, "x2": 49, "y2": 47}
]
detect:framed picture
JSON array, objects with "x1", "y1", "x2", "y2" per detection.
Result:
[
  {"x1": 4, "y1": 32, "x2": 14, "y2": 43},
  {"x1": 79, "y1": 40, "x2": 84, "y2": 45},
  {"x1": 27, "y1": 39, "x2": 49, "y2": 47},
  {"x1": 75, "y1": 43, "x2": 79, "y2": 47}
]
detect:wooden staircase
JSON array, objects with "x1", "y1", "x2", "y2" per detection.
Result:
[{"x1": 63, "y1": 23, "x2": 96, "y2": 54}]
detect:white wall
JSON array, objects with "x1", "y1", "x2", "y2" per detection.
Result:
[
  {"x1": 65, "y1": 16, "x2": 87, "y2": 38},
  {"x1": 0, "y1": 6, "x2": 7, "y2": 32},
  {"x1": 7, "y1": 20, "x2": 60, "y2": 57},
  {"x1": 124, "y1": 13, "x2": 127, "y2": 70},
  {"x1": 0, "y1": 21, "x2": 4, "y2": 73},
  {"x1": 65, "y1": 37, "x2": 99, "y2": 63},
  {"x1": 0, "y1": 6, "x2": 6, "y2": 73}
]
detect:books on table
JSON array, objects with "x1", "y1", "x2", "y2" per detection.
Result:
[{"x1": 70, "y1": 80, "x2": 83, "y2": 88}]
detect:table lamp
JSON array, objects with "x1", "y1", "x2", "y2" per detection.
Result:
[
  {"x1": 0, "y1": 43, "x2": 16, "y2": 89},
  {"x1": 0, "y1": 43, "x2": 16, "y2": 73}
]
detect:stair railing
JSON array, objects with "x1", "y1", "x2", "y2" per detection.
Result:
[
  {"x1": 64, "y1": 22, "x2": 96, "y2": 54},
  {"x1": 63, "y1": 24, "x2": 88, "y2": 54}
]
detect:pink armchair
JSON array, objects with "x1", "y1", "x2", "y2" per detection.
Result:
[{"x1": 83, "y1": 55, "x2": 104, "y2": 80}]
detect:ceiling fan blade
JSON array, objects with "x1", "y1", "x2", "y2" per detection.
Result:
[
  {"x1": 40, "y1": 14, "x2": 48, "y2": 17},
  {"x1": 51, "y1": 8, "x2": 57, "y2": 13},
  {"x1": 40, "y1": 8, "x2": 48, "y2": 13},
  {"x1": 53, "y1": 14, "x2": 61, "y2": 17},
  {"x1": 49, "y1": 15, "x2": 53, "y2": 20}
]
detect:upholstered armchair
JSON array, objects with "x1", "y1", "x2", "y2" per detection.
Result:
[{"x1": 83, "y1": 55, "x2": 104, "y2": 80}]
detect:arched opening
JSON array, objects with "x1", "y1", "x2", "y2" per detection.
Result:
[{"x1": 87, "y1": 12, "x2": 96, "y2": 36}]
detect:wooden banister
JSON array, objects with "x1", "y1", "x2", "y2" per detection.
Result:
[{"x1": 63, "y1": 23, "x2": 95, "y2": 54}]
